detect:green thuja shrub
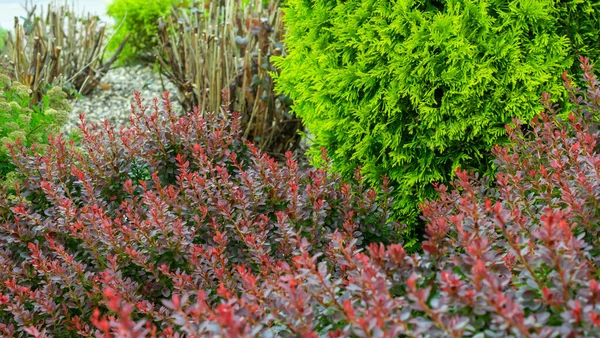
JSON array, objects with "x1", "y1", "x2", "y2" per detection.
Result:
[
  {"x1": 0, "y1": 75, "x2": 70, "y2": 181},
  {"x1": 273, "y1": 0, "x2": 596, "y2": 247},
  {"x1": 107, "y1": 0, "x2": 185, "y2": 63},
  {"x1": 555, "y1": 0, "x2": 600, "y2": 70}
]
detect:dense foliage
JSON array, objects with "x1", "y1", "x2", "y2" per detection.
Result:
[
  {"x1": 555, "y1": 0, "x2": 600, "y2": 70},
  {"x1": 274, "y1": 0, "x2": 600, "y2": 240},
  {"x1": 0, "y1": 58, "x2": 599, "y2": 336},
  {"x1": 0, "y1": 75, "x2": 70, "y2": 181},
  {"x1": 106, "y1": 0, "x2": 183, "y2": 62},
  {"x1": 0, "y1": 92, "x2": 396, "y2": 336}
]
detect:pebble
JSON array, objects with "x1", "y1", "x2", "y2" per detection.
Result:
[
  {"x1": 66, "y1": 63, "x2": 310, "y2": 165},
  {"x1": 65, "y1": 64, "x2": 180, "y2": 133}
]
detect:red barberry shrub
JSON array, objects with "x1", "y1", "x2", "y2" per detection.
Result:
[
  {"x1": 1, "y1": 57, "x2": 600, "y2": 337},
  {"x1": 0, "y1": 92, "x2": 398, "y2": 336}
]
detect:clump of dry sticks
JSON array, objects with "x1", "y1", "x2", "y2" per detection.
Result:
[
  {"x1": 5, "y1": 1, "x2": 129, "y2": 104},
  {"x1": 157, "y1": 0, "x2": 301, "y2": 157}
]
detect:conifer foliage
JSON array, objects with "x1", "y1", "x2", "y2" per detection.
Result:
[
  {"x1": 274, "y1": 0, "x2": 599, "y2": 238},
  {"x1": 555, "y1": 0, "x2": 600, "y2": 71}
]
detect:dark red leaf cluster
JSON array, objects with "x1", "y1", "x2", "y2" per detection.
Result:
[{"x1": 0, "y1": 58, "x2": 599, "y2": 337}]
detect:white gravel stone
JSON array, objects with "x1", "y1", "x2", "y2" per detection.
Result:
[{"x1": 65, "y1": 64, "x2": 181, "y2": 133}]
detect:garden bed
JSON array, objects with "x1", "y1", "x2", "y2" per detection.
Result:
[{"x1": 0, "y1": 0, "x2": 599, "y2": 337}]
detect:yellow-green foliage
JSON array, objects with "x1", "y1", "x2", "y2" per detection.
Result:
[
  {"x1": 0, "y1": 75, "x2": 70, "y2": 179},
  {"x1": 107, "y1": 0, "x2": 182, "y2": 62},
  {"x1": 274, "y1": 0, "x2": 599, "y2": 247}
]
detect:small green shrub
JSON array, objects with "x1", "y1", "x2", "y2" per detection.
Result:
[
  {"x1": 0, "y1": 75, "x2": 70, "y2": 180},
  {"x1": 106, "y1": 0, "x2": 182, "y2": 63},
  {"x1": 274, "y1": 0, "x2": 599, "y2": 246}
]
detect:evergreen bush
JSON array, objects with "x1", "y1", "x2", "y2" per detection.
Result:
[
  {"x1": 106, "y1": 0, "x2": 183, "y2": 63},
  {"x1": 274, "y1": 0, "x2": 599, "y2": 245},
  {"x1": 555, "y1": 0, "x2": 600, "y2": 70}
]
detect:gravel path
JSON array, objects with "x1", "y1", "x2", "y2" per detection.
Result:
[
  {"x1": 65, "y1": 63, "x2": 310, "y2": 165},
  {"x1": 66, "y1": 65, "x2": 180, "y2": 133}
]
